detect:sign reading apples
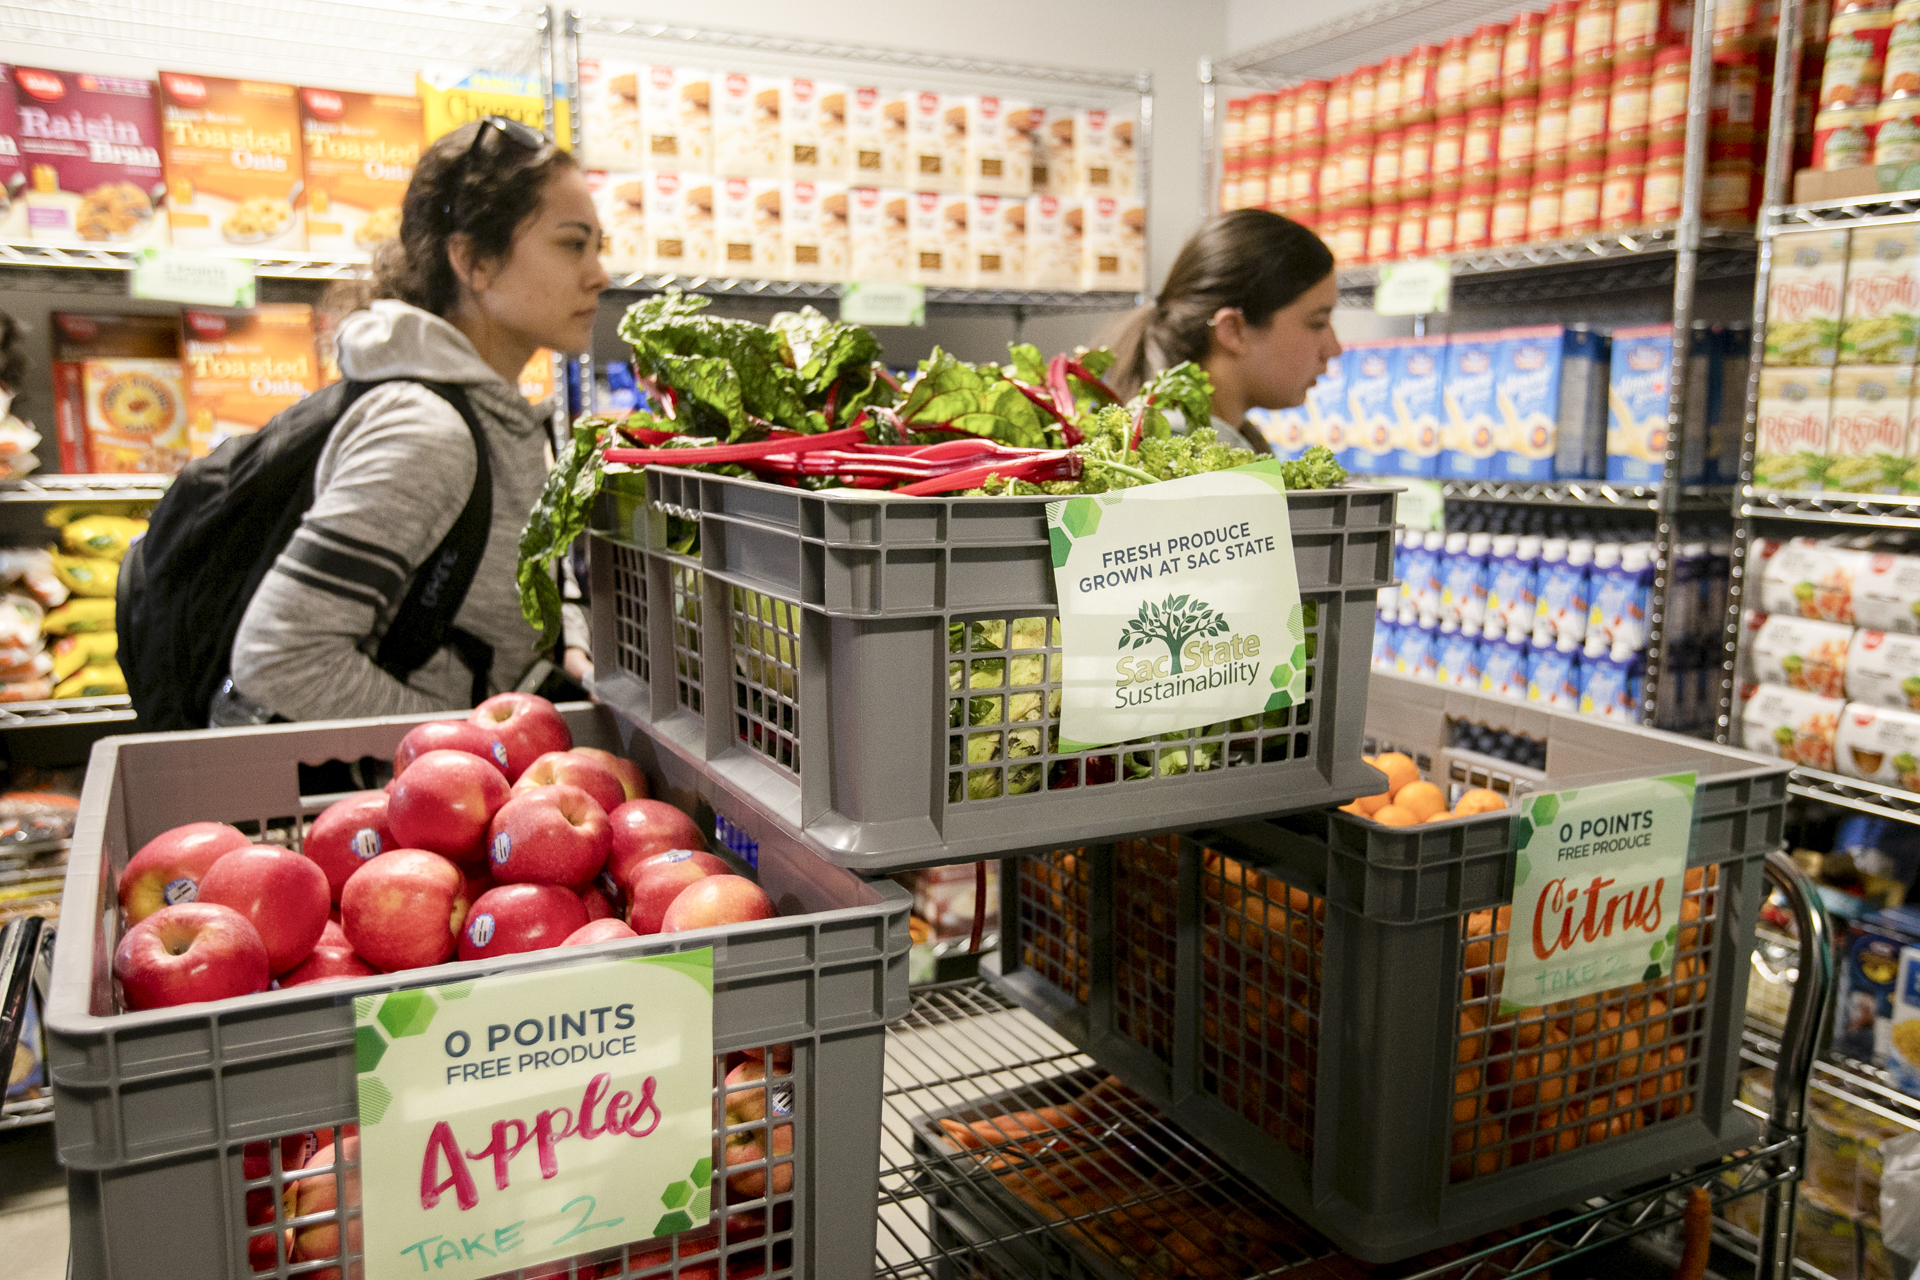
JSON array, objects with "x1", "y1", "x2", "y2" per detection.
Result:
[{"x1": 352, "y1": 950, "x2": 714, "y2": 1279}]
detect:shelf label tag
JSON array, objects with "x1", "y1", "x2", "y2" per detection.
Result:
[
  {"x1": 1393, "y1": 478, "x2": 1446, "y2": 531},
  {"x1": 840, "y1": 281, "x2": 925, "y2": 327},
  {"x1": 1374, "y1": 258, "x2": 1452, "y2": 316},
  {"x1": 1499, "y1": 773, "x2": 1698, "y2": 1015},
  {"x1": 1046, "y1": 462, "x2": 1303, "y2": 750},
  {"x1": 127, "y1": 248, "x2": 256, "y2": 307},
  {"x1": 352, "y1": 949, "x2": 715, "y2": 1280}
]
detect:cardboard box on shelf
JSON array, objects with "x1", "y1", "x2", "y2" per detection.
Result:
[
  {"x1": 298, "y1": 87, "x2": 419, "y2": 262},
  {"x1": 579, "y1": 59, "x2": 642, "y2": 170},
  {"x1": 517, "y1": 348, "x2": 554, "y2": 405},
  {"x1": 81, "y1": 358, "x2": 188, "y2": 474},
  {"x1": 590, "y1": 170, "x2": 647, "y2": 275},
  {"x1": 1841, "y1": 222, "x2": 1920, "y2": 366},
  {"x1": 783, "y1": 179, "x2": 847, "y2": 282},
  {"x1": 1026, "y1": 193, "x2": 1081, "y2": 291},
  {"x1": 908, "y1": 190, "x2": 963, "y2": 286},
  {"x1": 50, "y1": 312, "x2": 182, "y2": 473},
  {"x1": 846, "y1": 86, "x2": 905, "y2": 187},
  {"x1": 1606, "y1": 323, "x2": 1682, "y2": 486},
  {"x1": 781, "y1": 77, "x2": 847, "y2": 181},
  {"x1": 1109, "y1": 109, "x2": 1138, "y2": 194},
  {"x1": 1073, "y1": 107, "x2": 1118, "y2": 196},
  {"x1": 714, "y1": 72, "x2": 781, "y2": 178},
  {"x1": 964, "y1": 95, "x2": 1035, "y2": 196},
  {"x1": 640, "y1": 66, "x2": 712, "y2": 173},
  {"x1": 1439, "y1": 331, "x2": 1499, "y2": 481},
  {"x1": 158, "y1": 72, "x2": 306, "y2": 254},
  {"x1": 908, "y1": 92, "x2": 957, "y2": 193},
  {"x1": 1080, "y1": 194, "x2": 1142, "y2": 292},
  {"x1": 848, "y1": 186, "x2": 907, "y2": 283},
  {"x1": 967, "y1": 193, "x2": 1025, "y2": 288},
  {"x1": 415, "y1": 70, "x2": 566, "y2": 148},
  {"x1": 715, "y1": 175, "x2": 779, "y2": 277},
  {"x1": 1387, "y1": 335, "x2": 1447, "y2": 477},
  {"x1": 1034, "y1": 111, "x2": 1072, "y2": 195},
  {"x1": 643, "y1": 170, "x2": 715, "y2": 275},
  {"x1": 0, "y1": 66, "x2": 27, "y2": 240},
  {"x1": 181, "y1": 305, "x2": 319, "y2": 458},
  {"x1": 14, "y1": 67, "x2": 166, "y2": 247},
  {"x1": 1755, "y1": 365, "x2": 1836, "y2": 492},
  {"x1": 1765, "y1": 229, "x2": 1849, "y2": 366},
  {"x1": 1829, "y1": 364, "x2": 1917, "y2": 493}
]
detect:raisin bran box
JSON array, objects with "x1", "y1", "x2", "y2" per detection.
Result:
[{"x1": 14, "y1": 67, "x2": 166, "y2": 246}]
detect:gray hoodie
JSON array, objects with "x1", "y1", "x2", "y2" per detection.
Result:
[{"x1": 227, "y1": 300, "x2": 551, "y2": 720}]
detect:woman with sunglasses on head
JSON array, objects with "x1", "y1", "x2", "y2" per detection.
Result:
[
  {"x1": 1107, "y1": 208, "x2": 1343, "y2": 455},
  {"x1": 215, "y1": 117, "x2": 609, "y2": 726}
]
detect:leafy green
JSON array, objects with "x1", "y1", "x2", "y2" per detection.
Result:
[
  {"x1": 1134, "y1": 363, "x2": 1215, "y2": 440},
  {"x1": 1006, "y1": 343, "x2": 1049, "y2": 385},
  {"x1": 517, "y1": 414, "x2": 615, "y2": 644},
  {"x1": 1277, "y1": 445, "x2": 1350, "y2": 490},
  {"x1": 899, "y1": 348, "x2": 1056, "y2": 447}
]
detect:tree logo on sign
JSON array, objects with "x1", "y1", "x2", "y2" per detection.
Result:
[{"x1": 1120, "y1": 594, "x2": 1229, "y2": 675}]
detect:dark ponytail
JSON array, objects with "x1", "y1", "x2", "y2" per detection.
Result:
[
  {"x1": 333, "y1": 120, "x2": 576, "y2": 318},
  {"x1": 1107, "y1": 209, "x2": 1335, "y2": 399}
]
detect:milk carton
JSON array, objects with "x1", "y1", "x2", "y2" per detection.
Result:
[
  {"x1": 1767, "y1": 229, "x2": 1849, "y2": 365},
  {"x1": 907, "y1": 92, "x2": 956, "y2": 192},
  {"x1": 967, "y1": 193, "x2": 1024, "y2": 287},
  {"x1": 848, "y1": 186, "x2": 907, "y2": 283},
  {"x1": 1025, "y1": 194, "x2": 1080, "y2": 290},
  {"x1": 1841, "y1": 223, "x2": 1920, "y2": 365},
  {"x1": 713, "y1": 73, "x2": 780, "y2": 178},
  {"x1": 1754, "y1": 365, "x2": 1834, "y2": 491},
  {"x1": 1440, "y1": 331, "x2": 1499, "y2": 480},
  {"x1": 782, "y1": 179, "x2": 847, "y2": 282},
  {"x1": 639, "y1": 66, "x2": 712, "y2": 172},
  {"x1": 1308, "y1": 349, "x2": 1354, "y2": 473},
  {"x1": 1387, "y1": 334, "x2": 1446, "y2": 476},
  {"x1": 1491, "y1": 325, "x2": 1567, "y2": 482},
  {"x1": 781, "y1": 77, "x2": 846, "y2": 181},
  {"x1": 1606, "y1": 323, "x2": 1683, "y2": 486},
  {"x1": 579, "y1": 59, "x2": 642, "y2": 169},
  {"x1": 1828, "y1": 364, "x2": 1917, "y2": 493},
  {"x1": 845, "y1": 87, "x2": 905, "y2": 186},
  {"x1": 1435, "y1": 623, "x2": 1482, "y2": 689},
  {"x1": 1344, "y1": 341, "x2": 1397, "y2": 474}
]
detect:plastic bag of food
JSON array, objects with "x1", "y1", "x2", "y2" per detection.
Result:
[
  {"x1": 0, "y1": 593, "x2": 43, "y2": 651},
  {"x1": 59, "y1": 514, "x2": 147, "y2": 563},
  {"x1": 0, "y1": 652, "x2": 54, "y2": 683},
  {"x1": 53, "y1": 661, "x2": 125, "y2": 699},
  {"x1": 0, "y1": 679, "x2": 52, "y2": 702},
  {"x1": 50, "y1": 554, "x2": 118, "y2": 599},
  {"x1": 0, "y1": 791, "x2": 79, "y2": 848},
  {"x1": 41, "y1": 599, "x2": 113, "y2": 636},
  {"x1": 50, "y1": 632, "x2": 116, "y2": 682},
  {"x1": 0, "y1": 549, "x2": 69, "y2": 609}
]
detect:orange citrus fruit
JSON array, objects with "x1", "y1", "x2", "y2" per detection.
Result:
[
  {"x1": 1395, "y1": 780, "x2": 1447, "y2": 821},
  {"x1": 1373, "y1": 752, "x2": 1420, "y2": 798},
  {"x1": 1352, "y1": 791, "x2": 1391, "y2": 816},
  {"x1": 1454, "y1": 788, "x2": 1508, "y2": 816},
  {"x1": 1372, "y1": 805, "x2": 1418, "y2": 827},
  {"x1": 1424, "y1": 810, "x2": 1456, "y2": 823}
]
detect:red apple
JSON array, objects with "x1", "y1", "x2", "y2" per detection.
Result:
[
  {"x1": 387, "y1": 750, "x2": 510, "y2": 866},
  {"x1": 113, "y1": 902, "x2": 270, "y2": 1010},
  {"x1": 459, "y1": 884, "x2": 589, "y2": 961},
  {"x1": 469, "y1": 692, "x2": 571, "y2": 781},
  {"x1": 625, "y1": 1236, "x2": 718, "y2": 1280},
  {"x1": 302, "y1": 792, "x2": 395, "y2": 904},
  {"x1": 340, "y1": 850, "x2": 469, "y2": 971},
  {"x1": 607, "y1": 799, "x2": 707, "y2": 885},
  {"x1": 512, "y1": 751, "x2": 625, "y2": 816},
  {"x1": 562, "y1": 918, "x2": 639, "y2": 947},
  {"x1": 198, "y1": 845, "x2": 333, "y2": 975},
  {"x1": 638, "y1": 846, "x2": 730, "y2": 880},
  {"x1": 626, "y1": 856, "x2": 714, "y2": 935},
  {"x1": 463, "y1": 869, "x2": 496, "y2": 906},
  {"x1": 662, "y1": 876, "x2": 778, "y2": 932},
  {"x1": 486, "y1": 784, "x2": 611, "y2": 886},
  {"x1": 580, "y1": 882, "x2": 616, "y2": 921},
  {"x1": 279, "y1": 946, "x2": 376, "y2": 988},
  {"x1": 723, "y1": 1058, "x2": 786, "y2": 1124},
  {"x1": 570, "y1": 747, "x2": 648, "y2": 801},
  {"x1": 118, "y1": 822, "x2": 253, "y2": 925},
  {"x1": 317, "y1": 919, "x2": 349, "y2": 949},
  {"x1": 291, "y1": 1136, "x2": 362, "y2": 1279},
  {"x1": 724, "y1": 1121, "x2": 794, "y2": 1198},
  {"x1": 394, "y1": 718, "x2": 510, "y2": 778}
]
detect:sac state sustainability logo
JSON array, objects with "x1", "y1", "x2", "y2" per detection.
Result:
[{"x1": 1112, "y1": 593, "x2": 1267, "y2": 707}]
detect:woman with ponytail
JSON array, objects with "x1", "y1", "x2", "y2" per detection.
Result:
[{"x1": 1107, "y1": 208, "x2": 1342, "y2": 454}]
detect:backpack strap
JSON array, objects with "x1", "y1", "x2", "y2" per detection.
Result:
[{"x1": 372, "y1": 381, "x2": 495, "y2": 703}]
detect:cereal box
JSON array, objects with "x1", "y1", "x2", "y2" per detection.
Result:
[
  {"x1": 1025, "y1": 194, "x2": 1080, "y2": 290},
  {"x1": 1846, "y1": 629, "x2": 1920, "y2": 710},
  {"x1": 640, "y1": 67, "x2": 712, "y2": 173},
  {"x1": 1343, "y1": 340, "x2": 1397, "y2": 473},
  {"x1": 0, "y1": 66, "x2": 26, "y2": 240},
  {"x1": 590, "y1": 171, "x2": 647, "y2": 274},
  {"x1": 1074, "y1": 107, "x2": 1117, "y2": 195},
  {"x1": 715, "y1": 176, "x2": 778, "y2": 277},
  {"x1": 1755, "y1": 365, "x2": 1835, "y2": 491},
  {"x1": 415, "y1": 70, "x2": 566, "y2": 149},
  {"x1": 14, "y1": 67, "x2": 166, "y2": 247},
  {"x1": 82, "y1": 358, "x2": 188, "y2": 474},
  {"x1": 1387, "y1": 334, "x2": 1447, "y2": 476},
  {"x1": 1080, "y1": 194, "x2": 1142, "y2": 292},
  {"x1": 49, "y1": 312, "x2": 181, "y2": 473},
  {"x1": 643, "y1": 170, "x2": 714, "y2": 275},
  {"x1": 1741, "y1": 684, "x2": 1844, "y2": 770},
  {"x1": 1750, "y1": 614, "x2": 1854, "y2": 697},
  {"x1": 1440, "y1": 331, "x2": 1499, "y2": 480},
  {"x1": 1836, "y1": 704, "x2": 1920, "y2": 787},
  {"x1": 714, "y1": 72, "x2": 780, "y2": 178},
  {"x1": 782, "y1": 180, "x2": 847, "y2": 282},
  {"x1": 907, "y1": 92, "x2": 957, "y2": 193},
  {"x1": 964, "y1": 95, "x2": 1034, "y2": 196},
  {"x1": 781, "y1": 78, "x2": 846, "y2": 181},
  {"x1": 1034, "y1": 112, "x2": 1073, "y2": 195},
  {"x1": 1840, "y1": 222, "x2": 1920, "y2": 364},
  {"x1": 1765, "y1": 229, "x2": 1848, "y2": 365},
  {"x1": 845, "y1": 86, "x2": 905, "y2": 187},
  {"x1": 1606, "y1": 323, "x2": 1677, "y2": 486},
  {"x1": 848, "y1": 187, "x2": 906, "y2": 283},
  {"x1": 967, "y1": 193, "x2": 1024, "y2": 288},
  {"x1": 181, "y1": 305, "x2": 320, "y2": 457},
  {"x1": 1858, "y1": 551, "x2": 1920, "y2": 635},
  {"x1": 578, "y1": 59, "x2": 641, "y2": 169},
  {"x1": 1829, "y1": 364, "x2": 1916, "y2": 493},
  {"x1": 297, "y1": 87, "x2": 420, "y2": 263}
]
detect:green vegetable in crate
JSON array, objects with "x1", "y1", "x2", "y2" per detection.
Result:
[
  {"x1": 59, "y1": 515, "x2": 147, "y2": 563},
  {"x1": 41, "y1": 598, "x2": 114, "y2": 635},
  {"x1": 54, "y1": 660, "x2": 125, "y2": 699},
  {"x1": 50, "y1": 554, "x2": 119, "y2": 598},
  {"x1": 733, "y1": 589, "x2": 799, "y2": 702},
  {"x1": 51, "y1": 632, "x2": 117, "y2": 683}
]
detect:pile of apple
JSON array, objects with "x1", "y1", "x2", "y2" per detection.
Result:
[{"x1": 112, "y1": 693, "x2": 780, "y2": 1011}]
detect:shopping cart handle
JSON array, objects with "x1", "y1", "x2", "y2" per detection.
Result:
[{"x1": 0, "y1": 915, "x2": 46, "y2": 1079}]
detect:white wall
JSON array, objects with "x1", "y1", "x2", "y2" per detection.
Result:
[{"x1": 1224, "y1": 0, "x2": 1381, "y2": 64}]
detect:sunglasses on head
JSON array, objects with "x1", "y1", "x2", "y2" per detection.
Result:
[{"x1": 444, "y1": 115, "x2": 547, "y2": 215}]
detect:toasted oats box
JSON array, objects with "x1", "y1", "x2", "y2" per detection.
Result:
[
  {"x1": 181, "y1": 304, "x2": 319, "y2": 458},
  {"x1": 298, "y1": 87, "x2": 419, "y2": 262}
]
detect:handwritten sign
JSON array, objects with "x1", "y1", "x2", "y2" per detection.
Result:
[
  {"x1": 1500, "y1": 774, "x2": 1697, "y2": 1013},
  {"x1": 1047, "y1": 462, "x2": 1305, "y2": 749},
  {"x1": 353, "y1": 950, "x2": 714, "y2": 1279}
]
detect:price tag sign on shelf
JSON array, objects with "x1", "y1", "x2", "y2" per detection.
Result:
[
  {"x1": 1046, "y1": 461, "x2": 1304, "y2": 749},
  {"x1": 353, "y1": 949, "x2": 714, "y2": 1280},
  {"x1": 1499, "y1": 773, "x2": 1698, "y2": 1015},
  {"x1": 840, "y1": 281, "x2": 926, "y2": 327},
  {"x1": 127, "y1": 248, "x2": 256, "y2": 307},
  {"x1": 1374, "y1": 258, "x2": 1452, "y2": 316},
  {"x1": 1394, "y1": 478, "x2": 1446, "y2": 531}
]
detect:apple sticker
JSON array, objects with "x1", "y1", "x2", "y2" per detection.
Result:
[
  {"x1": 163, "y1": 876, "x2": 198, "y2": 905},
  {"x1": 466, "y1": 912, "x2": 496, "y2": 948},
  {"x1": 491, "y1": 742, "x2": 510, "y2": 771},
  {"x1": 352, "y1": 828, "x2": 382, "y2": 860},
  {"x1": 490, "y1": 831, "x2": 512, "y2": 866}
]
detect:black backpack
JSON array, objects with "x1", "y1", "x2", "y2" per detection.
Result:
[{"x1": 118, "y1": 379, "x2": 495, "y2": 732}]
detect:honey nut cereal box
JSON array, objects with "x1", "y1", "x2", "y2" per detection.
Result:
[
  {"x1": 0, "y1": 66, "x2": 27, "y2": 240},
  {"x1": 1828, "y1": 364, "x2": 1917, "y2": 494},
  {"x1": 415, "y1": 70, "x2": 568, "y2": 150},
  {"x1": 640, "y1": 67, "x2": 712, "y2": 173},
  {"x1": 845, "y1": 87, "x2": 906, "y2": 187},
  {"x1": 158, "y1": 72, "x2": 305, "y2": 252},
  {"x1": 14, "y1": 67, "x2": 166, "y2": 247},
  {"x1": 781, "y1": 78, "x2": 847, "y2": 182},
  {"x1": 1841, "y1": 222, "x2": 1920, "y2": 365},
  {"x1": 782, "y1": 179, "x2": 847, "y2": 282},
  {"x1": 50, "y1": 311, "x2": 182, "y2": 473},
  {"x1": 1754, "y1": 365, "x2": 1836, "y2": 492},
  {"x1": 1765, "y1": 229, "x2": 1848, "y2": 366},
  {"x1": 297, "y1": 87, "x2": 420, "y2": 263},
  {"x1": 181, "y1": 305, "x2": 320, "y2": 458},
  {"x1": 579, "y1": 59, "x2": 642, "y2": 169},
  {"x1": 1025, "y1": 193, "x2": 1081, "y2": 290},
  {"x1": 713, "y1": 73, "x2": 781, "y2": 179},
  {"x1": 589, "y1": 170, "x2": 646, "y2": 275},
  {"x1": 82, "y1": 357, "x2": 189, "y2": 474},
  {"x1": 848, "y1": 186, "x2": 907, "y2": 283}
]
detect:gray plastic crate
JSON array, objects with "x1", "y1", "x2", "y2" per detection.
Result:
[
  {"x1": 46, "y1": 706, "x2": 911, "y2": 1280},
  {"x1": 983, "y1": 672, "x2": 1790, "y2": 1263},
  {"x1": 589, "y1": 468, "x2": 1398, "y2": 874}
]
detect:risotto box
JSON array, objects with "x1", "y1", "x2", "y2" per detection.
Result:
[
  {"x1": 14, "y1": 66, "x2": 166, "y2": 247},
  {"x1": 1755, "y1": 366, "x2": 1836, "y2": 491},
  {"x1": 297, "y1": 87, "x2": 420, "y2": 262},
  {"x1": 1840, "y1": 222, "x2": 1920, "y2": 365},
  {"x1": 158, "y1": 72, "x2": 305, "y2": 253},
  {"x1": 1765, "y1": 229, "x2": 1848, "y2": 366},
  {"x1": 1828, "y1": 364, "x2": 1917, "y2": 493},
  {"x1": 181, "y1": 304, "x2": 320, "y2": 458}
]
